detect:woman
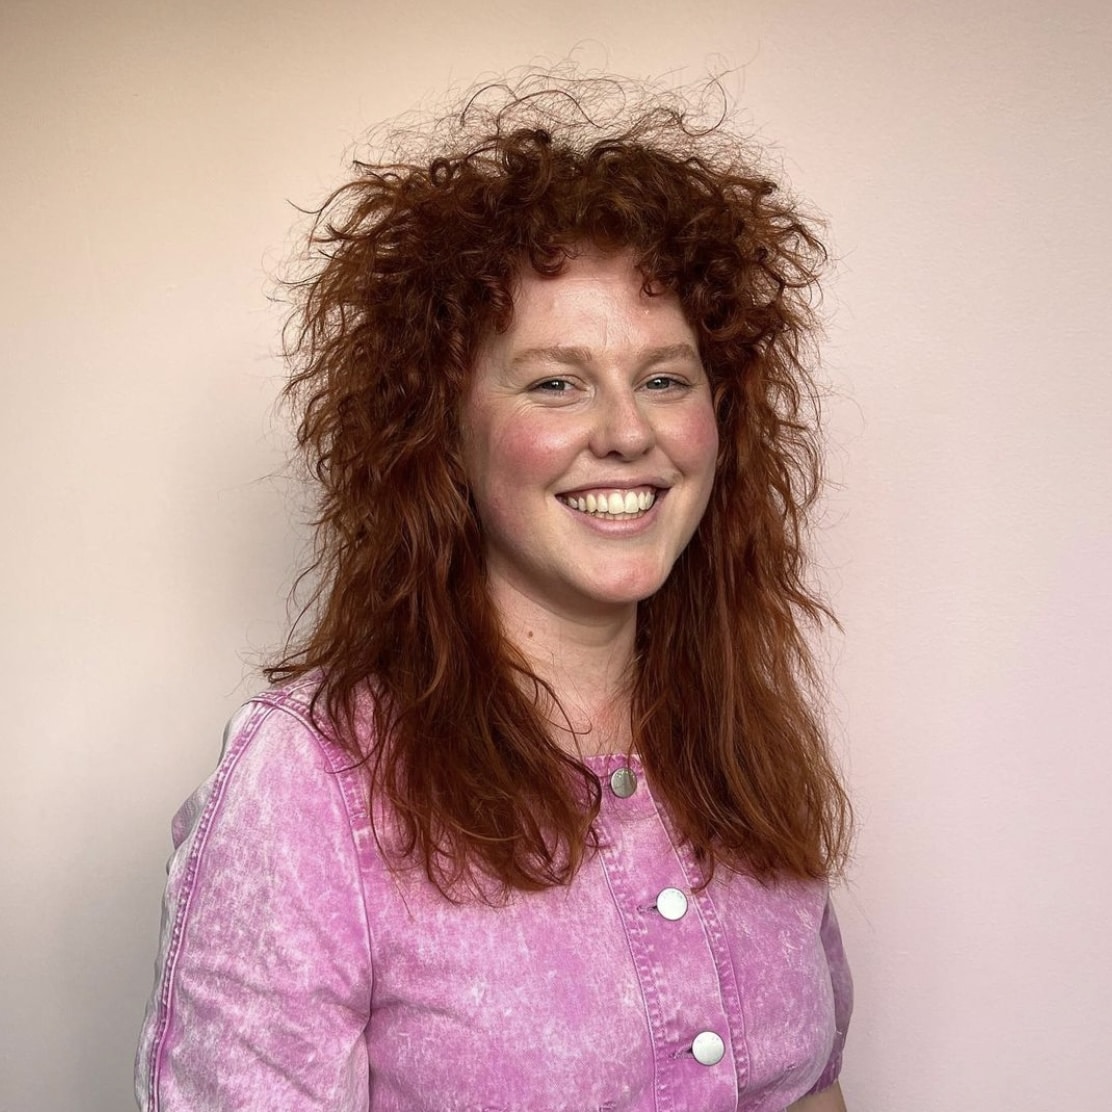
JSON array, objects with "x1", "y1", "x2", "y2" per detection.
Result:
[{"x1": 136, "y1": 76, "x2": 853, "y2": 1111}]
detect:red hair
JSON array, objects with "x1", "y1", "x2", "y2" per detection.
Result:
[{"x1": 268, "y1": 76, "x2": 851, "y2": 894}]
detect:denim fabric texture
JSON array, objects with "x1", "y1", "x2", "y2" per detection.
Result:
[{"x1": 136, "y1": 677, "x2": 851, "y2": 1110}]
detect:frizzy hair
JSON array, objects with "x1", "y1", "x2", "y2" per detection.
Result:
[{"x1": 268, "y1": 74, "x2": 851, "y2": 894}]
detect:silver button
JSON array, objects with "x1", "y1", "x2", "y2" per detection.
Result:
[
  {"x1": 691, "y1": 1030, "x2": 725, "y2": 1066},
  {"x1": 609, "y1": 767, "x2": 637, "y2": 798},
  {"x1": 656, "y1": 887, "x2": 688, "y2": 921}
]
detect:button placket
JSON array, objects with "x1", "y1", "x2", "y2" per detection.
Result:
[
  {"x1": 591, "y1": 756, "x2": 737, "y2": 1104},
  {"x1": 653, "y1": 886, "x2": 722, "y2": 1070}
]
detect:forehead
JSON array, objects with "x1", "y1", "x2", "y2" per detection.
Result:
[{"x1": 499, "y1": 249, "x2": 695, "y2": 351}]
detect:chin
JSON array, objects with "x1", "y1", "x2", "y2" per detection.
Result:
[{"x1": 579, "y1": 570, "x2": 673, "y2": 609}]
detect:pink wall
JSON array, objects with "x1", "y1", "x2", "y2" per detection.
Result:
[{"x1": 3, "y1": 1, "x2": 1110, "y2": 1108}]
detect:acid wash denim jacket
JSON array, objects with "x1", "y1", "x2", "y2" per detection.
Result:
[{"x1": 136, "y1": 677, "x2": 852, "y2": 1111}]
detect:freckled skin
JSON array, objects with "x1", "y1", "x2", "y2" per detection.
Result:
[{"x1": 460, "y1": 250, "x2": 719, "y2": 628}]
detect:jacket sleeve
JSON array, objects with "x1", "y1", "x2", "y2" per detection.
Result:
[
  {"x1": 806, "y1": 893, "x2": 854, "y2": 1095},
  {"x1": 135, "y1": 699, "x2": 374, "y2": 1111}
]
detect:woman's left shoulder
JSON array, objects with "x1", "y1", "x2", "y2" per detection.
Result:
[{"x1": 710, "y1": 867, "x2": 833, "y2": 924}]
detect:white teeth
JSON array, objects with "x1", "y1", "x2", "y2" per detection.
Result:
[{"x1": 562, "y1": 488, "x2": 657, "y2": 518}]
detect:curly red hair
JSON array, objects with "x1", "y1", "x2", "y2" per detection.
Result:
[{"x1": 269, "y1": 75, "x2": 851, "y2": 894}]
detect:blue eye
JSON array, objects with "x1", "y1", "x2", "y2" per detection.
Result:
[{"x1": 645, "y1": 376, "x2": 685, "y2": 391}]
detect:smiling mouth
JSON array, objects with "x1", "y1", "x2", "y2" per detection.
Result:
[{"x1": 558, "y1": 488, "x2": 658, "y2": 520}]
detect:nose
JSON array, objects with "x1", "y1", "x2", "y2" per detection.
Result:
[{"x1": 588, "y1": 386, "x2": 655, "y2": 459}]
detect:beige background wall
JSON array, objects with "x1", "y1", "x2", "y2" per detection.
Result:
[{"x1": 3, "y1": 1, "x2": 1110, "y2": 1109}]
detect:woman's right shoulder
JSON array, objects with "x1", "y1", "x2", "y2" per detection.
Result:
[
  {"x1": 223, "y1": 671, "x2": 352, "y2": 749},
  {"x1": 137, "y1": 673, "x2": 378, "y2": 1110},
  {"x1": 169, "y1": 673, "x2": 375, "y2": 853}
]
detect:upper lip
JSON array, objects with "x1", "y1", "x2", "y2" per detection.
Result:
[{"x1": 557, "y1": 479, "x2": 670, "y2": 495}]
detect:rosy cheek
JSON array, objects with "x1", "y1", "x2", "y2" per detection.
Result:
[
  {"x1": 676, "y1": 406, "x2": 719, "y2": 469},
  {"x1": 493, "y1": 420, "x2": 574, "y2": 479}
]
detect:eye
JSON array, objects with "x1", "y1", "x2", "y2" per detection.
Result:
[
  {"x1": 643, "y1": 375, "x2": 689, "y2": 391},
  {"x1": 531, "y1": 377, "x2": 574, "y2": 394}
]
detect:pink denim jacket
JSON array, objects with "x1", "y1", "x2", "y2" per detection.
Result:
[{"x1": 136, "y1": 678, "x2": 851, "y2": 1110}]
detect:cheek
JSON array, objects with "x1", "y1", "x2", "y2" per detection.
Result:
[
  {"x1": 675, "y1": 403, "x2": 720, "y2": 480},
  {"x1": 465, "y1": 416, "x2": 574, "y2": 529},
  {"x1": 485, "y1": 419, "x2": 578, "y2": 490}
]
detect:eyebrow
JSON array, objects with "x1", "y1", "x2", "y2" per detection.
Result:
[{"x1": 509, "y1": 343, "x2": 701, "y2": 370}]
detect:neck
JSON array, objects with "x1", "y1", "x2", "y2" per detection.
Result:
[{"x1": 489, "y1": 582, "x2": 637, "y2": 757}]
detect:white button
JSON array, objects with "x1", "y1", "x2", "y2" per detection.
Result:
[
  {"x1": 691, "y1": 1030, "x2": 725, "y2": 1066},
  {"x1": 656, "y1": 887, "x2": 688, "y2": 921},
  {"x1": 609, "y1": 767, "x2": 637, "y2": 798}
]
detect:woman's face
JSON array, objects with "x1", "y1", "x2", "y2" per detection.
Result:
[{"x1": 460, "y1": 249, "x2": 718, "y2": 624}]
